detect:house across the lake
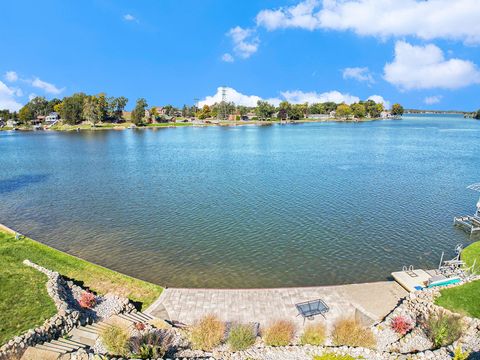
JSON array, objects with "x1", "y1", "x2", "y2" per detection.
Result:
[{"x1": 45, "y1": 112, "x2": 60, "y2": 125}]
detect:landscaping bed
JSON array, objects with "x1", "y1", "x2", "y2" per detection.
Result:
[{"x1": 0, "y1": 230, "x2": 162, "y2": 345}]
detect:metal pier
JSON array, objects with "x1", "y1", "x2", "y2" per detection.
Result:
[{"x1": 454, "y1": 183, "x2": 480, "y2": 236}]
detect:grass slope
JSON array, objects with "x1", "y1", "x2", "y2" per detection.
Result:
[
  {"x1": 0, "y1": 230, "x2": 163, "y2": 344},
  {"x1": 0, "y1": 235, "x2": 57, "y2": 344},
  {"x1": 435, "y1": 241, "x2": 480, "y2": 318},
  {"x1": 462, "y1": 241, "x2": 480, "y2": 273}
]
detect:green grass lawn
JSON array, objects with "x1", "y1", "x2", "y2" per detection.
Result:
[
  {"x1": 435, "y1": 280, "x2": 480, "y2": 318},
  {"x1": 462, "y1": 241, "x2": 480, "y2": 273},
  {"x1": 0, "y1": 230, "x2": 163, "y2": 344},
  {"x1": 435, "y1": 241, "x2": 480, "y2": 318}
]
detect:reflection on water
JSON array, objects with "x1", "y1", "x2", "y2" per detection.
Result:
[{"x1": 0, "y1": 115, "x2": 479, "y2": 288}]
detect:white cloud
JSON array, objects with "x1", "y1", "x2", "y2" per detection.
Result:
[
  {"x1": 424, "y1": 95, "x2": 442, "y2": 105},
  {"x1": 221, "y1": 53, "x2": 234, "y2": 63},
  {"x1": 383, "y1": 41, "x2": 480, "y2": 90},
  {"x1": 199, "y1": 87, "x2": 265, "y2": 107},
  {"x1": 28, "y1": 93, "x2": 37, "y2": 101},
  {"x1": 5, "y1": 71, "x2": 18, "y2": 82},
  {"x1": 0, "y1": 81, "x2": 23, "y2": 111},
  {"x1": 257, "y1": 0, "x2": 320, "y2": 31},
  {"x1": 342, "y1": 67, "x2": 374, "y2": 83},
  {"x1": 281, "y1": 90, "x2": 360, "y2": 105},
  {"x1": 227, "y1": 26, "x2": 259, "y2": 59},
  {"x1": 255, "y1": 0, "x2": 480, "y2": 44},
  {"x1": 367, "y1": 95, "x2": 390, "y2": 109},
  {"x1": 31, "y1": 77, "x2": 64, "y2": 95},
  {"x1": 123, "y1": 14, "x2": 136, "y2": 22},
  {"x1": 198, "y1": 87, "x2": 379, "y2": 107}
]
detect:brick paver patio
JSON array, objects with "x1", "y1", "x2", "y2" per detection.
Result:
[{"x1": 145, "y1": 281, "x2": 407, "y2": 329}]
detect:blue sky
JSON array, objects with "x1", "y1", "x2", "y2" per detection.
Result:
[{"x1": 1, "y1": 0, "x2": 480, "y2": 111}]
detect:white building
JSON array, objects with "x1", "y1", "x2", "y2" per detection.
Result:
[{"x1": 45, "y1": 112, "x2": 60, "y2": 125}]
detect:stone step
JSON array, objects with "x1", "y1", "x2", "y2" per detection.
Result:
[
  {"x1": 50, "y1": 339, "x2": 81, "y2": 351},
  {"x1": 41, "y1": 341, "x2": 73, "y2": 352},
  {"x1": 84, "y1": 323, "x2": 109, "y2": 334},
  {"x1": 35, "y1": 343, "x2": 66, "y2": 353},
  {"x1": 56, "y1": 337, "x2": 86, "y2": 348},
  {"x1": 119, "y1": 312, "x2": 151, "y2": 324},
  {"x1": 134, "y1": 311, "x2": 154, "y2": 322},
  {"x1": 68, "y1": 327, "x2": 99, "y2": 347},
  {"x1": 21, "y1": 346, "x2": 61, "y2": 360}
]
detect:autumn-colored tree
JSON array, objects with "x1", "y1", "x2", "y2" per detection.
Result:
[{"x1": 336, "y1": 104, "x2": 352, "y2": 119}]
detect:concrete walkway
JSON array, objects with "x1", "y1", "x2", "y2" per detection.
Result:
[{"x1": 145, "y1": 281, "x2": 407, "y2": 329}]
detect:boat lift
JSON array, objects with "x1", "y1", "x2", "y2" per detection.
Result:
[{"x1": 454, "y1": 183, "x2": 480, "y2": 236}]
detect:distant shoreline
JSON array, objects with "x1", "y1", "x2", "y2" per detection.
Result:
[{"x1": 0, "y1": 116, "x2": 399, "y2": 132}]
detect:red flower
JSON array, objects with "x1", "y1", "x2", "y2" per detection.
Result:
[
  {"x1": 79, "y1": 292, "x2": 96, "y2": 309},
  {"x1": 391, "y1": 315, "x2": 413, "y2": 335}
]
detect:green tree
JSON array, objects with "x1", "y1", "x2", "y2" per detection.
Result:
[
  {"x1": 131, "y1": 98, "x2": 148, "y2": 125},
  {"x1": 288, "y1": 104, "x2": 305, "y2": 120},
  {"x1": 47, "y1": 98, "x2": 62, "y2": 114},
  {"x1": 323, "y1": 102, "x2": 337, "y2": 114},
  {"x1": 365, "y1": 100, "x2": 384, "y2": 118},
  {"x1": 29, "y1": 96, "x2": 49, "y2": 118},
  {"x1": 61, "y1": 93, "x2": 87, "y2": 125},
  {"x1": 350, "y1": 103, "x2": 366, "y2": 118},
  {"x1": 474, "y1": 110, "x2": 480, "y2": 119},
  {"x1": 391, "y1": 103, "x2": 404, "y2": 117},
  {"x1": 110, "y1": 96, "x2": 128, "y2": 122},
  {"x1": 82, "y1": 95, "x2": 103, "y2": 126},
  {"x1": 336, "y1": 104, "x2": 352, "y2": 119},
  {"x1": 256, "y1": 100, "x2": 275, "y2": 120},
  {"x1": 309, "y1": 103, "x2": 325, "y2": 114},
  {"x1": 18, "y1": 105, "x2": 34, "y2": 123},
  {"x1": 96, "y1": 93, "x2": 108, "y2": 122},
  {"x1": 237, "y1": 105, "x2": 248, "y2": 117}
]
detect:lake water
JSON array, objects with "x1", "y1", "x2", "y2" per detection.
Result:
[{"x1": 0, "y1": 115, "x2": 479, "y2": 288}]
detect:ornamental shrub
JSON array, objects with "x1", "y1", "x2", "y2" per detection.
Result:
[
  {"x1": 189, "y1": 314, "x2": 225, "y2": 351},
  {"x1": 453, "y1": 346, "x2": 470, "y2": 360},
  {"x1": 101, "y1": 324, "x2": 130, "y2": 357},
  {"x1": 262, "y1": 320, "x2": 295, "y2": 346},
  {"x1": 130, "y1": 329, "x2": 173, "y2": 359},
  {"x1": 78, "y1": 292, "x2": 96, "y2": 309},
  {"x1": 390, "y1": 315, "x2": 413, "y2": 335},
  {"x1": 331, "y1": 318, "x2": 376, "y2": 348},
  {"x1": 300, "y1": 323, "x2": 326, "y2": 345},
  {"x1": 424, "y1": 311, "x2": 464, "y2": 348},
  {"x1": 227, "y1": 324, "x2": 256, "y2": 351}
]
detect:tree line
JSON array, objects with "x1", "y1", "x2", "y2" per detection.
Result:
[
  {"x1": 1, "y1": 94, "x2": 406, "y2": 126},
  {"x1": 197, "y1": 100, "x2": 404, "y2": 121}
]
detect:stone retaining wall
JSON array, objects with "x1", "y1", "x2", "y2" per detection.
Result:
[{"x1": 0, "y1": 260, "x2": 134, "y2": 360}]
